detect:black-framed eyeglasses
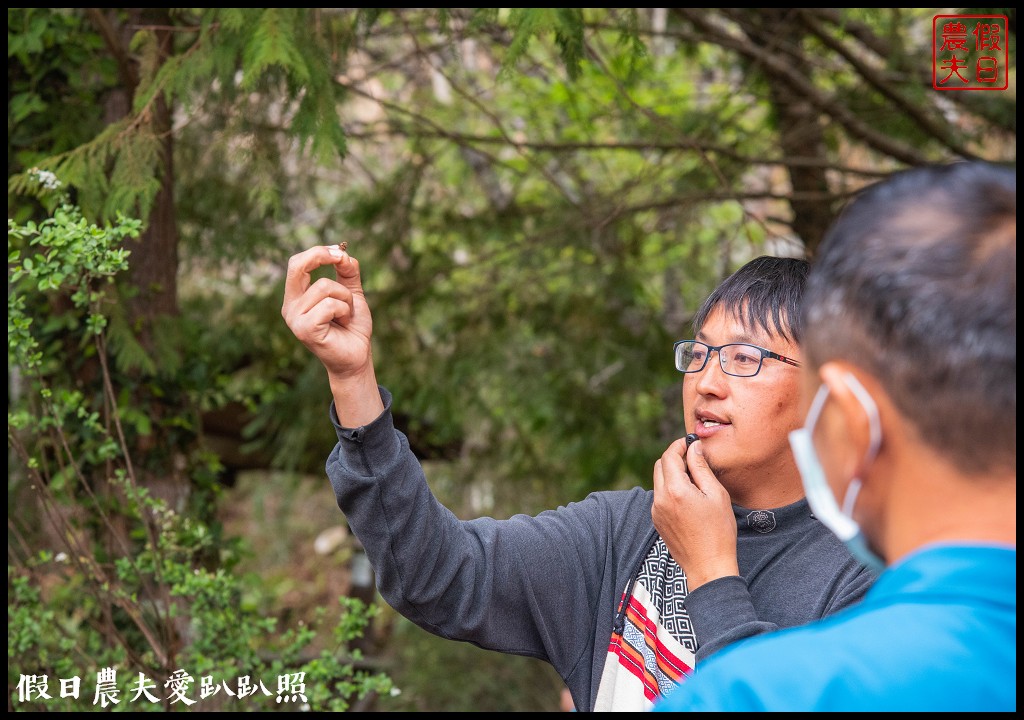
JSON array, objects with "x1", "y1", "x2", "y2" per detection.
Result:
[{"x1": 673, "y1": 340, "x2": 801, "y2": 377}]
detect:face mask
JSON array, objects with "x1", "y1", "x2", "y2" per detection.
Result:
[{"x1": 788, "y1": 373, "x2": 885, "y2": 574}]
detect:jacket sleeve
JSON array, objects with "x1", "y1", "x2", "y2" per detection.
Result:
[
  {"x1": 324, "y1": 386, "x2": 608, "y2": 675},
  {"x1": 685, "y1": 576, "x2": 768, "y2": 664},
  {"x1": 683, "y1": 544, "x2": 876, "y2": 664}
]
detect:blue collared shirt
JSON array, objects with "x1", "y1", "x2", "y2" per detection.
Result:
[{"x1": 654, "y1": 543, "x2": 1017, "y2": 712}]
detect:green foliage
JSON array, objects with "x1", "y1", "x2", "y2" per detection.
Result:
[
  {"x1": 7, "y1": 7, "x2": 1015, "y2": 712},
  {"x1": 377, "y1": 616, "x2": 564, "y2": 712},
  {"x1": 8, "y1": 170, "x2": 136, "y2": 371},
  {"x1": 504, "y1": 8, "x2": 587, "y2": 81},
  {"x1": 243, "y1": 9, "x2": 311, "y2": 86},
  {"x1": 8, "y1": 189, "x2": 391, "y2": 711},
  {"x1": 7, "y1": 8, "x2": 114, "y2": 223},
  {"x1": 8, "y1": 8, "x2": 350, "y2": 225}
]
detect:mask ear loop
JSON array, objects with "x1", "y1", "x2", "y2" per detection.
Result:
[
  {"x1": 839, "y1": 373, "x2": 883, "y2": 517},
  {"x1": 805, "y1": 382, "x2": 832, "y2": 431},
  {"x1": 842, "y1": 373, "x2": 882, "y2": 463}
]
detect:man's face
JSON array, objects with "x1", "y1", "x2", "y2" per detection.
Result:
[{"x1": 682, "y1": 306, "x2": 805, "y2": 493}]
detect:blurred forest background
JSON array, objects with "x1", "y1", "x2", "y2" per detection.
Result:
[{"x1": 8, "y1": 7, "x2": 1016, "y2": 712}]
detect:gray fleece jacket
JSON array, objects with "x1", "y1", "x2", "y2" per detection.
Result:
[{"x1": 326, "y1": 387, "x2": 876, "y2": 712}]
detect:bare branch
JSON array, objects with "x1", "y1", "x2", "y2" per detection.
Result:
[
  {"x1": 797, "y1": 9, "x2": 979, "y2": 159},
  {"x1": 338, "y1": 82, "x2": 532, "y2": 183},
  {"x1": 342, "y1": 126, "x2": 892, "y2": 178},
  {"x1": 394, "y1": 13, "x2": 584, "y2": 208},
  {"x1": 805, "y1": 8, "x2": 1017, "y2": 134},
  {"x1": 670, "y1": 8, "x2": 932, "y2": 165}
]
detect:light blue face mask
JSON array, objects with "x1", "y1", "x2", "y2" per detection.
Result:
[{"x1": 788, "y1": 373, "x2": 885, "y2": 574}]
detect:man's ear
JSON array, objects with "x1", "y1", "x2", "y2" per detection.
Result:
[{"x1": 818, "y1": 362, "x2": 881, "y2": 481}]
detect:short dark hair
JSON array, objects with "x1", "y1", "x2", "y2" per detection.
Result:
[
  {"x1": 693, "y1": 256, "x2": 810, "y2": 344},
  {"x1": 803, "y1": 161, "x2": 1016, "y2": 475}
]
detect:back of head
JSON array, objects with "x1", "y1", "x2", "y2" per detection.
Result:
[
  {"x1": 694, "y1": 255, "x2": 809, "y2": 343},
  {"x1": 803, "y1": 161, "x2": 1016, "y2": 475}
]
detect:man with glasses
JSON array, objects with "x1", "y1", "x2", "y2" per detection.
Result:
[
  {"x1": 655, "y1": 162, "x2": 1015, "y2": 711},
  {"x1": 282, "y1": 250, "x2": 875, "y2": 711}
]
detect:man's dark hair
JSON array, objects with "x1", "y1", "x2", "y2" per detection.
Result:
[
  {"x1": 693, "y1": 256, "x2": 810, "y2": 344},
  {"x1": 803, "y1": 161, "x2": 1016, "y2": 475}
]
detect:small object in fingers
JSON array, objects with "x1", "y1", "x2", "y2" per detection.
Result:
[
  {"x1": 685, "y1": 433, "x2": 699, "y2": 447},
  {"x1": 339, "y1": 241, "x2": 348, "y2": 252}
]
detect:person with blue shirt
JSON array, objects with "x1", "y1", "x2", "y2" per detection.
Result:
[{"x1": 654, "y1": 160, "x2": 1016, "y2": 712}]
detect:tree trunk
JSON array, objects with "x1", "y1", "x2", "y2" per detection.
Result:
[
  {"x1": 92, "y1": 7, "x2": 186, "y2": 511},
  {"x1": 733, "y1": 9, "x2": 836, "y2": 258}
]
